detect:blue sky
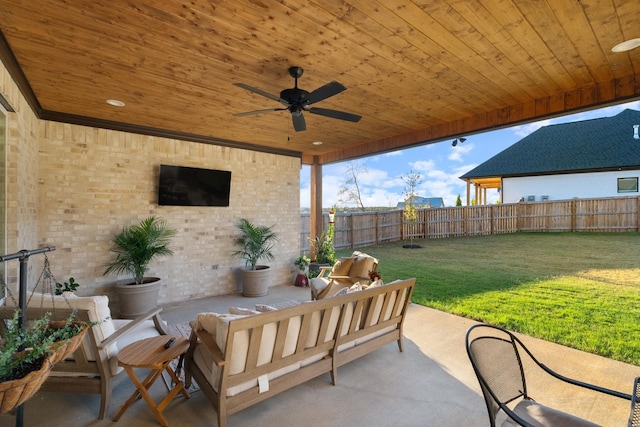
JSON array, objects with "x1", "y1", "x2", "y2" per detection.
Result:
[{"x1": 300, "y1": 100, "x2": 640, "y2": 209}]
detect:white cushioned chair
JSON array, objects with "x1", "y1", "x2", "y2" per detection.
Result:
[
  {"x1": 1, "y1": 292, "x2": 168, "y2": 419},
  {"x1": 309, "y1": 251, "x2": 379, "y2": 300}
]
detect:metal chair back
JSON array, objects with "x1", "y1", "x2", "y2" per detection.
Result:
[{"x1": 466, "y1": 324, "x2": 529, "y2": 426}]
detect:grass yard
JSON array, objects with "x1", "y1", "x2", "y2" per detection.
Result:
[{"x1": 335, "y1": 232, "x2": 640, "y2": 366}]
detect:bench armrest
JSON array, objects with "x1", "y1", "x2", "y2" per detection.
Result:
[{"x1": 194, "y1": 328, "x2": 225, "y2": 366}]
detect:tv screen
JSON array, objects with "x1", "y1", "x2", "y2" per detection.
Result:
[{"x1": 158, "y1": 164, "x2": 231, "y2": 206}]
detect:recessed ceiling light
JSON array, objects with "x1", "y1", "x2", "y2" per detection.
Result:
[
  {"x1": 106, "y1": 99, "x2": 125, "y2": 107},
  {"x1": 312, "y1": 141, "x2": 323, "y2": 145},
  {"x1": 612, "y1": 38, "x2": 640, "y2": 53}
]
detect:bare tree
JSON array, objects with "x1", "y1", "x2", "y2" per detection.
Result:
[
  {"x1": 337, "y1": 162, "x2": 366, "y2": 210},
  {"x1": 401, "y1": 170, "x2": 423, "y2": 249}
]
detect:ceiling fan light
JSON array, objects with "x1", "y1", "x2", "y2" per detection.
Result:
[{"x1": 612, "y1": 38, "x2": 640, "y2": 52}]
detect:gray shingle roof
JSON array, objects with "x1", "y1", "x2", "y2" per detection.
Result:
[
  {"x1": 397, "y1": 196, "x2": 444, "y2": 208},
  {"x1": 460, "y1": 109, "x2": 640, "y2": 179}
]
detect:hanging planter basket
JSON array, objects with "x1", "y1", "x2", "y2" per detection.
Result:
[
  {"x1": 0, "y1": 354, "x2": 53, "y2": 414},
  {"x1": 47, "y1": 321, "x2": 89, "y2": 364}
]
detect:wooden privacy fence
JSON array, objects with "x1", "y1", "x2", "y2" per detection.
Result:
[{"x1": 300, "y1": 196, "x2": 640, "y2": 252}]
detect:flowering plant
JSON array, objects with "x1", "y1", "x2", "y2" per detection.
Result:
[{"x1": 294, "y1": 254, "x2": 310, "y2": 269}]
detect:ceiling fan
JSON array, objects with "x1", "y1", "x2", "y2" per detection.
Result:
[{"x1": 233, "y1": 66, "x2": 362, "y2": 132}]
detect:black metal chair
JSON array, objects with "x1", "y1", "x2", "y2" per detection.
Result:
[{"x1": 465, "y1": 323, "x2": 633, "y2": 427}]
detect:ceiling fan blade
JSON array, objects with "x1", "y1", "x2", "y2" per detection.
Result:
[
  {"x1": 307, "y1": 107, "x2": 362, "y2": 123},
  {"x1": 233, "y1": 83, "x2": 289, "y2": 106},
  {"x1": 292, "y1": 112, "x2": 306, "y2": 132},
  {"x1": 302, "y1": 81, "x2": 346, "y2": 105},
  {"x1": 234, "y1": 108, "x2": 286, "y2": 117}
]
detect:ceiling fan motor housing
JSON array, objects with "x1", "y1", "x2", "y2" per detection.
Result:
[{"x1": 280, "y1": 88, "x2": 310, "y2": 111}]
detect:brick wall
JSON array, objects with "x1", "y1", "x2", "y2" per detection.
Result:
[
  {"x1": 0, "y1": 61, "x2": 41, "y2": 288},
  {"x1": 0, "y1": 62, "x2": 301, "y2": 308}
]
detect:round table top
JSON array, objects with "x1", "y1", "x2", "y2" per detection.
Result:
[{"x1": 118, "y1": 335, "x2": 189, "y2": 368}]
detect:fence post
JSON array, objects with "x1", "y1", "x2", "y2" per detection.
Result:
[
  {"x1": 422, "y1": 208, "x2": 427, "y2": 239},
  {"x1": 490, "y1": 205, "x2": 494, "y2": 235},
  {"x1": 463, "y1": 206, "x2": 467, "y2": 236},
  {"x1": 571, "y1": 199, "x2": 577, "y2": 232},
  {"x1": 350, "y1": 214, "x2": 355, "y2": 249}
]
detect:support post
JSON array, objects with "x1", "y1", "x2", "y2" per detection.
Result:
[
  {"x1": 310, "y1": 157, "x2": 323, "y2": 260},
  {"x1": 466, "y1": 180, "x2": 471, "y2": 206}
]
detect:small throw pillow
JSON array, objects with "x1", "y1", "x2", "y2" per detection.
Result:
[
  {"x1": 368, "y1": 279, "x2": 384, "y2": 288},
  {"x1": 331, "y1": 257, "x2": 354, "y2": 276},
  {"x1": 197, "y1": 312, "x2": 221, "y2": 334},
  {"x1": 350, "y1": 255, "x2": 375, "y2": 278},
  {"x1": 229, "y1": 306, "x2": 260, "y2": 315},
  {"x1": 331, "y1": 287, "x2": 350, "y2": 297},
  {"x1": 255, "y1": 304, "x2": 278, "y2": 312}
]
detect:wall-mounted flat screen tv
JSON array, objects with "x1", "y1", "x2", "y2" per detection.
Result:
[{"x1": 158, "y1": 164, "x2": 231, "y2": 206}]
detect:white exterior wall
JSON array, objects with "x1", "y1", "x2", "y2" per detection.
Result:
[{"x1": 502, "y1": 170, "x2": 640, "y2": 203}]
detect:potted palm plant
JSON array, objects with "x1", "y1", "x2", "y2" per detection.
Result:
[
  {"x1": 103, "y1": 216, "x2": 176, "y2": 318},
  {"x1": 232, "y1": 218, "x2": 278, "y2": 297}
]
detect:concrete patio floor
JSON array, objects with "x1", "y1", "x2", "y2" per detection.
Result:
[{"x1": 2, "y1": 283, "x2": 640, "y2": 427}]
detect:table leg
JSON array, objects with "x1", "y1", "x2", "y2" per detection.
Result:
[
  {"x1": 165, "y1": 364, "x2": 190, "y2": 400},
  {"x1": 114, "y1": 366, "x2": 170, "y2": 426},
  {"x1": 113, "y1": 362, "x2": 189, "y2": 427}
]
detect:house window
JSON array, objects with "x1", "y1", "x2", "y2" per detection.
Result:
[{"x1": 617, "y1": 177, "x2": 638, "y2": 193}]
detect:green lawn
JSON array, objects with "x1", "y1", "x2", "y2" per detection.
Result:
[{"x1": 335, "y1": 232, "x2": 640, "y2": 366}]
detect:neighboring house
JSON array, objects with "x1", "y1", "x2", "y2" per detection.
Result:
[
  {"x1": 397, "y1": 196, "x2": 445, "y2": 208},
  {"x1": 460, "y1": 109, "x2": 640, "y2": 204}
]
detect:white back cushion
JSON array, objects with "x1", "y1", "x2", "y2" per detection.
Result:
[{"x1": 8, "y1": 292, "x2": 116, "y2": 360}]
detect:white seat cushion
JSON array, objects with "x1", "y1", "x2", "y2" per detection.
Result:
[{"x1": 109, "y1": 319, "x2": 164, "y2": 375}]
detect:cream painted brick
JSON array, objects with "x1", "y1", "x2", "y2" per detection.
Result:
[{"x1": 1, "y1": 62, "x2": 302, "y2": 307}]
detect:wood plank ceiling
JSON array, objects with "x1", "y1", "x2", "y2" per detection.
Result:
[{"x1": 0, "y1": 0, "x2": 639, "y2": 165}]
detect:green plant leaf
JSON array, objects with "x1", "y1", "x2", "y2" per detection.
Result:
[{"x1": 103, "y1": 216, "x2": 176, "y2": 284}]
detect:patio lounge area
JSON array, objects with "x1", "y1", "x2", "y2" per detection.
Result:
[
  {"x1": 4, "y1": 284, "x2": 640, "y2": 427},
  {"x1": 1, "y1": 4, "x2": 640, "y2": 426}
]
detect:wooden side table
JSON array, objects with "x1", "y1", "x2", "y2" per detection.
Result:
[{"x1": 113, "y1": 335, "x2": 190, "y2": 427}]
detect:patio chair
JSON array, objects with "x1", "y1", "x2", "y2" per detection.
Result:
[
  {"x1": 465, "y1": 323, "x2": 632, "y2": 427},
  {"x1": 309, "y1": 251, "x2": 379, "y2": 300},
  {"x1": 1, "y1": 292, "x2": 169, "y2": 419}
]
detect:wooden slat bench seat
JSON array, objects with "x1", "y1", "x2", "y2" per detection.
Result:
[{"x1": 184, "y1": 278, "x2": 415, "y2": 427}]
